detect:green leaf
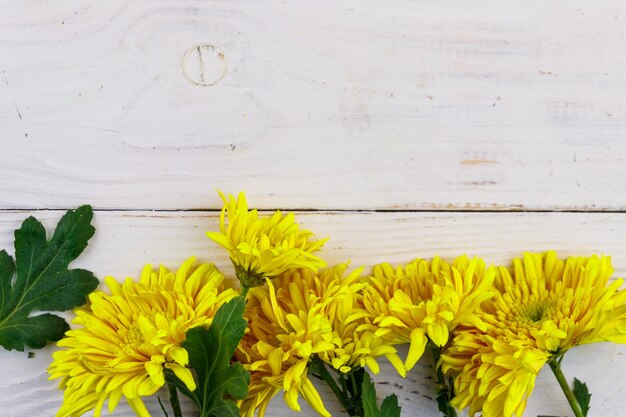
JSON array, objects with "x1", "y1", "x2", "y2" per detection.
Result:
[
  {"x1": 362, "y1": 372, "x2": 401, "y2": 417},
  {"x1": 573, "y1": 378, "x2": 591, "y2": 417},
  {"x1": 0, "y1": 206, "x2": 99, "y2": 351},
  {"x1": 380, "y1": 394, "x2": 402, "y2": 417},
  {"x1": 179, "y1": 296, "x2": 250, "y2": 417}
]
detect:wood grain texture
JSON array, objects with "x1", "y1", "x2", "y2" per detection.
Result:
[
  {"x1": 1, "y1": 210, "x2": 626, "y2": 416},
  {"x1": 2, "y1": 1, "x2": 626, "y2": 416},
  {"x1": 1, "y1": 1, "x2": 626, "y2": 210},
  {"x1": 1, "y1": 210, "x2": 626, "y2": 281}
]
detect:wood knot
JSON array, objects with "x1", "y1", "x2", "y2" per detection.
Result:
[{"x1": 181, "y1": 44, "x2": 227, "y2": 86}]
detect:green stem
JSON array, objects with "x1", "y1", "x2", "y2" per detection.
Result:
[
  {"x1": 167, "y1": 382, "x2": 183, "y2": 417},
  {"x1": 429, "y1": 344, "x2": 457, "y2": 417},
  {"x1": 241, "y1": 285, "x2": 250, "y2": 298},
  {"x1": 340, "y1": 373, "x2": 350, "y2": 397},
  {"x1": 548, "y1": 359, "x2": 584, "y2": 417},
  {"x1": 157, "y1": 396, "x2": 170, "y2": 417},
  {"x1": 348, "y1": 369, "x2": 365, "y2": 417},
  {"x1": 315, "y1": 360, "x2": 352, "y2": 412},
  {"x1": 349, "y1": 371, "x2": 359, "y2": 399}
]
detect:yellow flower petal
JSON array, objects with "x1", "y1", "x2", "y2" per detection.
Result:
[
  {"x1": 49, "y1": 258, "x2": 236, "y2": 417},
  {"x1": 207, "y1": 191, "x2": 327, "y2": 287},
  {"x1": 165, "y1": 363, "x2": 197, "y2": 391},
  {"x1": 442, "y1": 251, "x2": 626, "y2": 417},
  {"x1": 405, "y1": 328, "x2": 427, "y2": 372}
]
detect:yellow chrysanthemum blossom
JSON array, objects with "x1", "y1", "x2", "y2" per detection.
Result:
[
  {"x1": 49, "y1": 257, "x2": 238, "y2": 417},
  {"x1": 441, "y1": 251, "x2": 626, "y2": 417},
  {"x1": 206, "y1": 191, "x2": 327, "y2": 289},
  {"x1": 237, "y1": 264, "x2": 403, "y2": 417},
  {"x1": 363, "y1": 256, "x2": 495, "y2": 371}
]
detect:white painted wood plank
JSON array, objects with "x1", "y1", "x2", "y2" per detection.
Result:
[
  {"x1": 1, "y1": 210, "x2": 626, "y2": 282},
  {"x1": 1, "y1": 1, "x2": 626, "y2": 210},
  {"x1": 1, "y1": 210, "x2": 626, "y2": 416}
]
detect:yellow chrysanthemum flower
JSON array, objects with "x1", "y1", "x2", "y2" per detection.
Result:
[
  {"x1": 363, "y1": 256, "x2": 495, "y2": 372},
  {"x1": 441, "y1": 251, "x2": 626, "y2": 417},
  {"x1": 206, "y1": 191, "x2": 327, "y2": 289},
  {"x1": 49, "y1": 257, "x2": 238, "y2": 417},
  {"x1": 237, "y1": 264, "x2": 402, "y2": 417}
]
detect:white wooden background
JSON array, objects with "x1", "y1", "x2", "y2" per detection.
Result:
[{"x1": 1, "y1": 1, "x2": 626, "y2": 416}]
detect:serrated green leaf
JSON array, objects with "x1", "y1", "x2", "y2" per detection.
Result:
[
  {"x1": 0, "y1": 206, "x2": 99, "y2": 351},
  {"x1": 380, "y1": 393, "x2": 401, "y2": 417},
  {"x1": 180, "y1": 296, "x2": 250, "y2": 417},
  {"x1": 573, "y1": 378, "x2": 591, "y2": 417},
  {"x1": 362, "y1": 372, "x2": 401, "y2": 417}
]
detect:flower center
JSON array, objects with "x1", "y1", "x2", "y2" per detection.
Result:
[
  {"x1": 123, "y1": 325, "x2": 143, "y2": 345},
  {"x1": 522, "y1": 300, "x2": 553, "y2": 323}
]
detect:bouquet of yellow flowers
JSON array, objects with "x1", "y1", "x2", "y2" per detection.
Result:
[{"x1": 1, "y1": 193, "x2": 624, "y2": 417}]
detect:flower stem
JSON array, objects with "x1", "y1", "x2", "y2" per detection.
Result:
[
  {"x1": 167, "y1": 382, "x2": 183, "y2": 417},
  {"x1": 349, "y1": 371, "x2": 359, "y2": 399},
  {"x1": 241, "y1": 285, "x2": 250, "y2": 298},
  {"x1": 157, "y1": 396, "x2": 170, "y2": 417},
  {"x1": 548, "y1": 359, "x2": 584, "y2": 417},
  {"x1": 428, "y1": 343, "x2": 457, "y2": 417},
  {"x1": 314, "y1": 360, "x2": 351, "y2": 412},
  {"x1": 340, "y1": 373, "x2": 350, "y2": 397}
]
